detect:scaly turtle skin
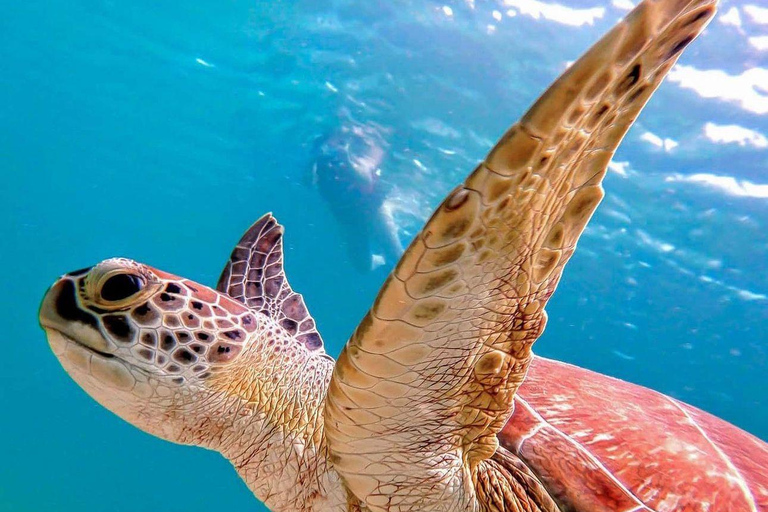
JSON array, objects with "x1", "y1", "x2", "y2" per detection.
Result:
[{"x1": 38, "y1": 0, "x2": 768, "y2": 510}]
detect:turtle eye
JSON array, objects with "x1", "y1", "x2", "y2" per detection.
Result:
[{"x1": 100, "y1": 273, "x2": 145, "y2": 302}]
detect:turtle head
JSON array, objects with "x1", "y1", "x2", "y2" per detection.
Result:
[{"x1": 39, "y1": 257, "x2": 258, "y2": 445}]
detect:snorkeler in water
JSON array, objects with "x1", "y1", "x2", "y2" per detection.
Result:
[{"x1": 309, "y1": 109, "x2": 403, "y2": 272}]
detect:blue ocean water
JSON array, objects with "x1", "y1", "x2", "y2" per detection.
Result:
[{"x1": 2, "y1": 0, "x2": 766, "y2": 510}]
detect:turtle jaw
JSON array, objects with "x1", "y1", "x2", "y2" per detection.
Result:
[
  {"x1": 43, "y1": 325, "x2": 182, "y2": 443},
  {"x1": 43, "y1": 327, "x2": 137, "y2": 394}
]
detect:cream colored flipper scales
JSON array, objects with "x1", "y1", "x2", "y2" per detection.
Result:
[{"x1": 324, "y1": 1, "x2": 717, "y2": 510}]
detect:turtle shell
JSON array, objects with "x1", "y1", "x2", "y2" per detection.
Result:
[{"x1": 500, "y1": 357, "x2": 768, "y2": 511}]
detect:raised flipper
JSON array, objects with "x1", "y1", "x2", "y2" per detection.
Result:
[
  {"x1": 324, "y1": 0, "x2": 717, "y2": 509},
  {"x1": 217, "y1": 214, "x2": 325, "y2": 352}
]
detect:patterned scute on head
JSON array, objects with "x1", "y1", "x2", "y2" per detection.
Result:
[{"x1": 217, "y1": 214, "x2": 325, "y2": 353}]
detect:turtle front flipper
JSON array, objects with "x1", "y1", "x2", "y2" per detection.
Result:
[
  {"x1": 324, "y1": 0, "x2": 716, "y2": 510},
  {"x1": 217, "y1": 213, "x2": 325, "y2": 353}
]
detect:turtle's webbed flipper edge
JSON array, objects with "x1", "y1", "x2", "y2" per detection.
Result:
[
  {"x1": 325, "y1": 0, "x2": 717, "y2": 510},
  {"x1": 217, "y1": 213, "x2": 325, "y2": 353}
]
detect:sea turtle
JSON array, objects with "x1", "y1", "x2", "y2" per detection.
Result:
[{"x1": 38, "y1": 0, "x2": 768, "y2": 510}]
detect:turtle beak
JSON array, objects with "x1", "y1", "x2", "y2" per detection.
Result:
[
  {"x1": 39, "y1": 272, "x2": 111, "y2": 355},
  {"x1": 39, "y1": 278, "x2": 66, "y2": 332}
]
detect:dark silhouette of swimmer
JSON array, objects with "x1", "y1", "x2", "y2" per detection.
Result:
[{"x1": 310, "y1": 113, "x2": 403, "y2": 273}]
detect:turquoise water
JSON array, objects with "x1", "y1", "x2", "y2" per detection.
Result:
[{"x1": 2, "y1": 0, "x2": 766, "y2": 510}]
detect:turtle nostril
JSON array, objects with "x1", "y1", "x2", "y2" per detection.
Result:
[{"x1": 54, "y1": 279, "x2": 99, "y2": 329}]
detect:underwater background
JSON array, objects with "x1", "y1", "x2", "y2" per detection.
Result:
[{"x1": 2, "y1": 0, "x2": 766, "y2": 510}]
